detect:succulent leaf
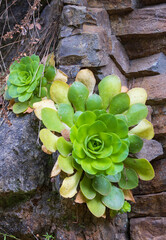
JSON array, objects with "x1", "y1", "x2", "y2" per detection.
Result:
[
  {"x1": 125, "y1": 103, "x2": 148, "y2": 127},
  {"x1": 129, "y1": 119, "x2": 154, "y2": 140},
  {"x1": 41, "y1": 108, "x2": 65, "y2": 132},
  {"x1": 68, "y1": 82, "x2": 89, "y2": 111},
  {"x1": 60, "y1": 170, "x2": 82, "y2": 198},
  {"x1": 124, "y1": 157, "x2": 155, "y2": 181},
  {"x1": 80, "y1": 175, "x2": 96, "y2": 200},
  {"x1": 109, "y1": 93, "x2": 130, "y2": 115},
  {"x1": 39, "y1": 128, "x2": 58, "y2": 152},
  {"x1": 13, "y1": 101, "x2": 29, "y2": 114},
  {"x1": 33, "y1": 99, "x2": 56, "y2": 120},
  {"x1": 58, "y1": 103, "x2": 74, "y2": 127},
  {"x1": 57, "y1": 137, "x2": 73, "y2": 157},
  {"x1": 92, "y1": 176, "x2": 111, "y2": 196},
  {"x1": 58, "y1": 155, "x2": 74, "y2": 174},
  {"x1": 87, "y1": 195, "x2": 106, "y2": 218},
  {"x1": 128, "y1": 134, "x2": 143, "y2": 153},
  {"x1": 75, "y1": 69, "x2": 96, "y2": 95},
  {"x1": 127, "y1": 88, "x2": 147, "y2": 105},
  {"x1": 86, "y1": 94, "x2": 103, "y2": 111},
  {"x1": 119, "y1": 168, "x2": 138, "y2": 189},
  {"x1": 50, "y1": 80, "x2": 70, "y2": 104},
  {"x1": 102, "y1": 185, "x2": 124, "y2": 210},
  {"x1": 98, "y1": 75, "x2": 121, "y2": 109}
]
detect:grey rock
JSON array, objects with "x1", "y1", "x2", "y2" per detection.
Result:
[
  {"x1": 63, "y1": 0, "x2": 87, "y2": 5},
  {"x1": 0, "y1": 113, "x2": 50, "y2": 195},
  {"x1": 135, "y1": 139, "x2": 163, "y2": 162}
]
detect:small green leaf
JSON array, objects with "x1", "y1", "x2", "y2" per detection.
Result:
[
  {"x1": 109, "y1": 93, "x2": 130, "y2": 115},
  {"x1": 87, "y1": 195, "x2": 106, "y2": 217},
  {"x1": 119, "y1": 168, "x2": 138, "y2": 189},
  {"x1": 98, "y1": 75, "x2": 121, "y2": 109},
  {"x1": 80, "y1": 175, "x2": 96, "y2": 200},
  {"x1": 114, "y1": 119, "x2": 128, "y2": 139},
  {"x1": 86, "y1": 94, "x2": 103, "y2": 111},
  {"x1": 13, "y1": 101, "x2": 29, "y2": 114},
  {"x1": 50, "y1": 80, "x2": 70, "y2": 104},
  {"x1": 29, "y1": 96, "x2": 41, "y2": 108},
  {"x1": 58, "y1": 155, "x2": 74, "y2": 174},
  {"x1": 129, "y1": 134, "x2": 143, "y2": 153},
  {"x1": 106, "y1": 162, "x2": 123, "y2": 175},
  {"x1": 98, "y1": 113, "x2": 117, "y2": 133},
  {"x1": 76, "y1": 124, "x2": 89, "y2": 143},
  {"x1": 58, "y1": 103, "x2": 74, "y2": 127},
  {"x1": 18, "y1": 92, "x2": 32, "y2": 102},
  {"x1": 44, "y1": 65, "x2": 56, "y2": 81},
  {"x1": 88, "y1": 120, "x2": 107, "y2": 136},
  {"x1": 129, "y1": 119, "x2": 154, "y2": 140},
  {"x1": 106, "y1": 173, "x2": 121, "y2": 183},
  {"x1": 92, "y1": 176, "x2": 111, "y2": 196},
  {"x1": 92, "y1": 157, "x2": 112, "y2": 171},
  {"x1": 124, "y1": 157, "x2": 155, "y2": 181},
  {"x1": 73, "y1": 111, "x2": 83, "y2": 124},
  {"x1": 125, "y1": 103, "x2": 148, "y2": 127},
  {"x1": 76, "y1": 111, "x2": 96, "y2": 127},
  {"x1": 102, "y1": 185, "x2": 124, "y2": 210},
  {"x1": 39, "y1": 128, "x2": 58, "y2": 152},
  {"x1": 75, "y1": 69, "x2": 96, "y2": 94},
  {"x1": 70, "y1": 125, "x2": 78, "y2": 143},
  {"x1": 57, "y1": 137, "x2": 73, "y2": 157},
  {"x1": 111, "y1": 142, "x2": 129, "y2": 163},
  {"x1": 41, "y1": 108, "x2": 65, "y2": 132},
  {"x1": 81, "y1": 157, "x2": 98, "y2": 175},
  {"x1": 73, "y1": 140, "x2": 86, "y2": 158},
  {"x1": 68, "y1": 81, "x2": 89, "y2": 111}
]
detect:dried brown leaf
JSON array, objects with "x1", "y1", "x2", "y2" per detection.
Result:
[
  {"x1": 75, "y1": 190, "x2": 86, "y2": 204},
  {"x1": 42, "y1": 145, "x2": 52, "y2": 155},
  {"x1": 61, "y1": 129, "x2": 70, "y2": 141},
  {"x1": 121, "y1": 86, "x2": 128, "y2": 93},
  {"x1": 7, "y1": 99, "x2": 15, "y2": 110},
  {"x1": 23, "y1": 107, "x2": 34, "y2": 114},
  {"x1": 123, "y1": 189, "x2": 136, "y2": 203}
]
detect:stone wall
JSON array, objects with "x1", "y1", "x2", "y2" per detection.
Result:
[{"x1": 0, "y1": 0, "x2": 166, "y2": 239}]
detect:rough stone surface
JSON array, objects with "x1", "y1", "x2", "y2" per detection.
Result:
[
  {"x1": 129, "y1": 74, "x2": 166, "y2": 104},
  {"x1": 133, "y1": 158, "x2": 166, "y2": 195},
  {"x1": 128, "y1": 53, "x2": 166, "y2": 77},
  {"x1": 87, "y1": 0, "x2": 134, "y2": 13},
  {"x1": 110, "y1": 5, "x2": 166, "y2": 36},
  {"x1": 0, "y1": 113, "x2": 50, "y2": 195},
  {"x1": 135, "y1": 139, "x2": 163, "y2": 161},
  {"x1": 152, "y1": 105, "x2": 166, "y2": 136},
  {"x1": 130, "y1": 192, "x2": 166, "y2": 218},
  {"x1": 130, "y1": 217, "x2": 166, "y2": 240}
]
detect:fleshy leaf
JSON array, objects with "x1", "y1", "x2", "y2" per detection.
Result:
[
  {"x1": 119, "y1": 168, "x2": 138, "y2": 189},
  {"x1": 58, "y1": 103, "x2": 74, "y2": 127},
  {"x1": 129, "y1": 119, "x2": 154, "y2": 140},
  {"x1": 33, "y1": 99, "x2": 56, "y2": 120},
  {"x1": 13, "y1": 101, "x2": 29, "y2": 114},
  {"x1": 76, "y1": 111, "x2": 96, "y2": 127},
  {"x1": 106, "y1": 173, "x2": 121, "y2": 183},
  {"x1": 50, "y1": 161, "x2": 61, "y2": 178},
  {"x1": 92, "y1": 158, "x2": 112, "y2": 171},
  {"x1": 29, "y1": 96, "x2": 41, "y2": 108},
  {"x1": 50, "y1": 80, "x2": 70, "y2": 104},
  {"x1": 39, "y1": 128, "x2": 58, "y2": 152},
  {"x1": 127, "y1": 88, "x2": 147, "y2": 105},
  {"x1": 60, "y1": 170, "x2": 82, "y2": 198},
  {"x1": 102, "y1": 185, "x2": 124, "y2": 210},
  {"x1": 54, "y1": 69, "x2": 68, "y2": 82},
  {"x1": 57, "y1": 137, "x2": 73, "y2": 157},
  {"x1": 75, "y1": 69, "x2": 96, "y2": 95},
  {"x1": 109, "y1": 93, "x2": 130, "y2": 115},
  {"x1": 75, "y1": 191, "x2": 86, "y2": 203},
  {"x1": 98, "y1": 75, "x2": 121, "y2": 109},
  {"x1": 70, "y1": 125, "x2": 78, "y2": 143},
  {"x1": 114, "y1": 119, "x2": 128, "y2": 139},
  {"x1": 92, "y1": 176, "x2": 111, "y2": 196},
  {"x1": 87, "y1": 195, "x2": 106, "y2": 218},
  {"x1": 128, "y1": 134, "x2": 143, "y2": 153},
  {"x1": 111, "y1": 142, "x2": 129, "y2": 163},
  {"x1": 41, "y1": 108, "x2": 65, "y2": 132},
  {"x1": 80, "y1": 175, "x2": 96, "y2": 200},
  {"x1": 98, "y1": 113, "x2": 117, "y2": 133},
  {"x1": 106, "y1": 162, "x2": 123, "y2": 175},
  {"x1": 73, "y1": 111, "x2": 83, "y2": 124},
  {"x1": 68, "y1": 82, "x2": 89, "y2": 111},
  {"x1": 86, "y1": 94, "x2": 103, "y2": 111},
  {"x1": 125, "y1": 103, "x2": 148, "y2": 127},
  {"x1": 124, "y1": 157, "x2": 155, "y2": 180},
  {"x1": 58, "y1": 155, "x2": 74, "y2": 174}
]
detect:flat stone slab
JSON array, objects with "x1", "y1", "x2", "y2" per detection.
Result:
[{"x1": 130, "y1": 217, "x2": 166, "y2": 240}]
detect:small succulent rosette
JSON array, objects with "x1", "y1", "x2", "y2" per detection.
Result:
[
  {"x1": 4, "y1": 54, "x2": 59, "y2": 114},
  {"x1": 34, "y1": 69, "x2": 155, "y2": 218}
]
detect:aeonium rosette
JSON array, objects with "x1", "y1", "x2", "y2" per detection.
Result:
[{"x1": 33, "y1": 69, "x2": 155, "y2": 218}]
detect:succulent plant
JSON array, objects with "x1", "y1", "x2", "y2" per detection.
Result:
[
  {"x1": 4, "y1": 54, "x2": 57, "y2": 114},
  {"x1": 34, "y1": 69, "x2": 155, "y2": 218}
]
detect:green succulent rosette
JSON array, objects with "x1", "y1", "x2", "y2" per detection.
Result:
[
  {"x1": 4, "y1": 54, "x2": 57, "y2": 114},
  {"x1": 34, "y1": 69, "x2": 155, "y2": 218}
]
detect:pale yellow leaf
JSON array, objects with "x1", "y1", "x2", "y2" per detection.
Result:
[
  {"x1": 130, "y1": 119, "x2": 154, "y2": 140},
  {"x1": 33, "y1": 99, "x2": 56, "y2": 120},
  {"x1": 54, "y1": 69, "x2": 68, "y2": 82},
  {"x1": 127, "y1": 87, "x2": 147, "y2": 105},
  {"x1": 51, "y1": 161, "x2": 61, "y2": 178}
]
